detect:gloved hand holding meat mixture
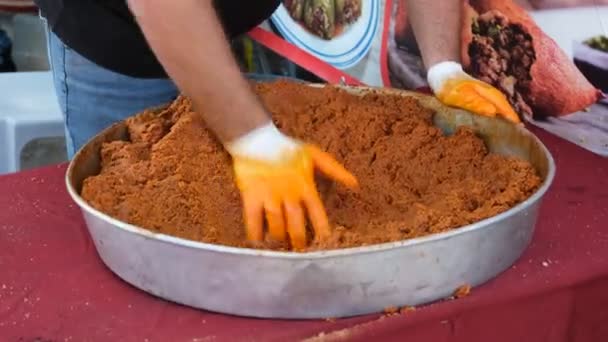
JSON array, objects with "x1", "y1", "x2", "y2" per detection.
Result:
[
  {"x1": 407, "y1": 0, "x2": 521, "y2": 123},
  {"x1": 227, "y1": 123, "x2": 357, "y2": 250}
]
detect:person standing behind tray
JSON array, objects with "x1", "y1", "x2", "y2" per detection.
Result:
[{"x1": 36, "y1": 0, "x2": 519, "y2": 249}]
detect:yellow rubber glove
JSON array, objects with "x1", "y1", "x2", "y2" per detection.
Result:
[
  {"x1": 227, "y1": 123, "x2": 358, "y2": 250},
  {"x1": 427, "y1": 61, "x2": 521, "y2": 123}
]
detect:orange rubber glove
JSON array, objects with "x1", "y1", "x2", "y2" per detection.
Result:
[
  {"x1": 427, "y1": 61, "x2": 521, "y2": 123},
  {"x1": 227, "y1": 122, "x2": 358, "y2": 250}
]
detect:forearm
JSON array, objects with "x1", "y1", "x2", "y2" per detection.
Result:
[
  {"x1": 406, "y1": 0, "x2": 461, "y2": 69},
  {"x1": 127, "y1": 0, "x2": 269, "y2": 143}
]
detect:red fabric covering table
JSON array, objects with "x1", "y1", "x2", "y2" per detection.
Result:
[
  {"x1": 0, "y1": 1, "x2": 36, "y2": 13},
  {"x1": 1, "y1": 127, "x2": 607, "y2": 342}
]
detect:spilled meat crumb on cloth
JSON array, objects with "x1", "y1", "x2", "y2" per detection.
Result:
[{"x1": 81, "y1": 81, "x2": 541, "y2": 251}]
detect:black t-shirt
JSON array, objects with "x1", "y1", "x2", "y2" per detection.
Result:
[{"x1": 35, "y1": 0, "x2": 280, "y2": 78}]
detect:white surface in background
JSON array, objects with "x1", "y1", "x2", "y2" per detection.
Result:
[
  {"x1": 526, "y1": 104, "x2": 608, "y2": 156},
  {"x1": 0, "y1": 71, "x2": 59, "y2": 117},
  {"x1": 0, "y1": 13, "x2": 61, "y2": 174},
  {"x1": 0, "y1": 71, "x2": 64, "y2": 174},
  {"x1": 530, "y1": 6, "x2": 608, "y2": 58}
]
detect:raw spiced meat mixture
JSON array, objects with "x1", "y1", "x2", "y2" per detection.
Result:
[
  {"x1": 81, "y1": 81, "x2": 541, "y2": 251},
  {"x1": 468, "y1": 12, "x2": 536, "y2": 117}
]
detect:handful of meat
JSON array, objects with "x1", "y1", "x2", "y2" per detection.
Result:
[{"x1": 461, "y1": 0, "x2": 602, "y2": 118}]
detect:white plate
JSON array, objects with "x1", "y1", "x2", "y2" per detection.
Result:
[{"x1": 271, "y1": 0, "x2": 380, "y2": 70}]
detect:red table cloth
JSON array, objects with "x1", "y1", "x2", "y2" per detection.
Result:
[
  {"x1": 1, "y1": 128, "x2": 607, "y2": 342},
  {"x1": 0, "y1": 1, "x2": 36, "y2": 13}
]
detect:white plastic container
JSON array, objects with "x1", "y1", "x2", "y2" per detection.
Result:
[{"x1": 0, "y1": 71, "x2": 65, "y2": 174}]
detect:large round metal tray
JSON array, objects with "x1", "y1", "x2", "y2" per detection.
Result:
[{"x1": 65, "y1": 84, "x2": 555, "y2": 319}]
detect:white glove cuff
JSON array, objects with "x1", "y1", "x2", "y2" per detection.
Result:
[
  {"x1": 427, "y1": 61, "x2": 466, "y2": 94},
  {"x1": 226, "y1": 122, "x2": 298, "y2": 162}
]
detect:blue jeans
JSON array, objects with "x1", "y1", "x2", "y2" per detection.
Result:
[{"x1": 46, "y1": 30, "x2": 179, "y2": 158}]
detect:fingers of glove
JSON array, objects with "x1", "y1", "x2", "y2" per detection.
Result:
[
  {"x1": 305, "y1": 145, "x2": 358, "y2": 189},
  {"x1": 242, "y1": 191, "x2": 264, "y2": 242},
  {"x1": 472, "y1": 83, "x2": 521, "y2": 123},
  {"x1": 302, "y1": 188, "x2": 331, "y2": 241},
  {"x1": 446, "y1": 83, "x2": 497, "y2": 117},
  {"x1": 284, "y1": 201, "x2": 307, "y2": 250},
  {"x1": 264, "y1": 196, "x2": 287, "y2": 242}
]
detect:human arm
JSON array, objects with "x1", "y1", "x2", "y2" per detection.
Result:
[
  {"x1": 406, "y1": 0, "x2": 461, "y2": 68},
  {"x1": 126, "y1": 0, "x2": 357, "y2": 249},
  {"x1": 127, "y1": 0, "x2": 268, "y2": 142},
  {"x1": 406, "y1": 0, "x2": 520, "y2": 123}
]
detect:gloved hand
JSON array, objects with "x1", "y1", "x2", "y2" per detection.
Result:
[
  {"x1": 227, "y1": 122, "x2": 358, "y2": 250},
  {"x1": 427, "y1": 61, "x2": 521, "y2": 123}
]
